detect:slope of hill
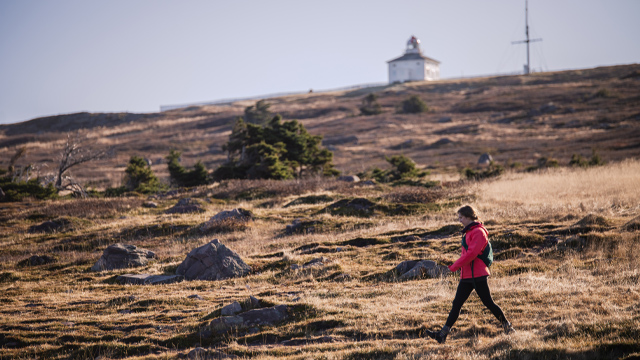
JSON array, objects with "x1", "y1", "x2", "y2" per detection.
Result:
[
  {"x1": 1, "y1": 64, "x2": 640, "y2": 359},
  {"x1": 1, "y1": 64, "x2": 639, "y2": 188}
]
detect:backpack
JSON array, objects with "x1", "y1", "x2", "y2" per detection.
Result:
[{"x1": 461, "y1": 228, "x2": 493, "y2": 268}]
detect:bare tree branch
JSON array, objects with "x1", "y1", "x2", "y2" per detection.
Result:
[{"x1": 55, "y1": 132, "x2": 112, "y2": 191}]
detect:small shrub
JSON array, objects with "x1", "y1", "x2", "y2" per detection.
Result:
[
  {"x1": 104, "y1": 186, "x2": 128, "y2": 197},
  {"x1": 359, "y1": 93, "x2": 383, "y2": 115},
  {"x1": 124, "y1": 156, "x2": 160, "y2": 194},
  {"x1": 0, "y1": 177, "x2": 57, "y2": 202},
  {"x1": 360, "y1": 155, "x2": 427, "y2": 183},
  {"x1": 463, "y1": 162, "x2": 505, "y2": 180},
  {"x1": 400, "y1": 95, "x2": 429, "y2": 114},
  {"x1": 167, "y1": 149, "x2": 208, "y2": 187}
]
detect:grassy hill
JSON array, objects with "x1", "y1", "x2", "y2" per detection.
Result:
[
  {"x1": 1, "y1": 64, "x2": 639, "y2": 187},
  {"x1": 0, "y1": 65, "x2": 639, "y2": 359}
]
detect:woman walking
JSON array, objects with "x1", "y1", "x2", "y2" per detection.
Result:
[{"x1": 426, "y1": 205, "x2": 514, "y2": 344}]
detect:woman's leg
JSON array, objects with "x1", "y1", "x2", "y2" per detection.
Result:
[
  {"x1": 445, "y1": 281, "x2": 475, "y2": 328},
  {"x1": 473, "y1": 279, "x2": 508, "y2": 323}
]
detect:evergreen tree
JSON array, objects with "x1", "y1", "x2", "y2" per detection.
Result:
[
  {"x1": 400, "y1": 95, "x2": 429, "y2": 114},
  {"x1": 214, "y1": 115, "x2": 339, "y2": 180},
  {"x1": 244, "y1": 100, "x2": 272, "y2": 124},
  {"x1": 166, "y1": 150, "x2": 208, "y2": 187},
  {"x1": 124, "y1": 156, "x2": 160, "y2": 194}
]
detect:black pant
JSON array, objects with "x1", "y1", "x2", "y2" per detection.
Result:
[{"x1": 445, "y1": 276, "x2": 507, "y2": 328}]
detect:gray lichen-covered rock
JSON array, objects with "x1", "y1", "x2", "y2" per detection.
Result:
[
  {"x1": 221, "y1": 301, "x2": 242, "y2": 316},
  {"x1": 337, "y1": 175, "x2": 360, "y2": 183},
  {"x1": 91, "y1": 243, "x2": 156, "y2": 272},
  {"x1": 165, "y1": 198, "x2": 206, "y2": 214},
  {"x1": 209, "y1": 305, "x2": 289, "y2": 334},
  {"x1": 478, "y1": 153, "x2": 493, "y2": 165},
  {"x1": 117, "y1": 274, "x2": 183, "y2": 285},
  {"x1": 396, "y1": 260, "x2": 449, "y2": 280},
  {"x1": 176, "y1": 239, "x2": 251, "y2": 281}
]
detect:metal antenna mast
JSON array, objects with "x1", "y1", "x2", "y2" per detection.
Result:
[{"x1": 512, "y1": 0, "x2": 542, "y2": 74}]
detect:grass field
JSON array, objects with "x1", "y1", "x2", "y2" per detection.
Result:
[{"x1": 1, "y1": 160, "x2": 639, "y2": 359}]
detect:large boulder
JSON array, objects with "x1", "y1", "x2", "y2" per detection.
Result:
[
  {"x1": 91, "y1": 243, "x2": 156, "y2": 272},
  {"x1": 209, "y1": 305, "x2": 289, "y2": 334},
  {"x1": 165, "y1": 198, "x2": 206, "y2": 214},
  {"x1": 176, "y1": 239, "x2": 251, "y2": 281},
  {"x1": 395, "y1": 260, "x2": 449, "y2": 280}
]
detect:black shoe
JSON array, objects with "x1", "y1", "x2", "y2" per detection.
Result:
[
  {"x1": 423, "y1": 329, "x2": 438, "y2": 340},
  {"x1": 435, "y1": 330, "x2": 448, "y2": 344}
]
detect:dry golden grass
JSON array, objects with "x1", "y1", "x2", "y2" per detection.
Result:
[
  {"x1": 1, "y1": 161, "x2": 639, "y2": 359},
  {"x1": 474, "y1": 159, "x2": 640, "y2": 222}
]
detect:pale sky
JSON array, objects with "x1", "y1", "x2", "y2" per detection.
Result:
[{"x1": 1, "y1": 0, "x2": 639, "y2": 125}]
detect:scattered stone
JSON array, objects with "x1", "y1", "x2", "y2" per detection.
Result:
[
  {"x1": 116, "y1": 274, "x2": 184, "y2": 285},
  {"x1": 430, "y1": 138, "x2": 453, "y2": 147},
  {"x1": 118, "y1": 309, "x2": 131, "y2": 314},
  {"x1": 188, "y1": 294, "x2": 203, "y2": 300},
  {"x1": 337, "y1": 175, "x2": 360, "y2": 183},
  {"x1": 539, "y1": 102, "x2": 558, "y2": 113},
  {"x1": 248, "y1": 296, "x2": 260, "y2": 308},
  {"x1": 438, "y1": 116, "x2": 452, "y2": 123},
  {"x1": 210, "y1": 208, "x2": 253, "y2": 222},
  {"x1": 303, "y1": 257, "x2": 327, "y2": 268},
  {"x1": 209, "y1": 305, "x2": 289, "y2": 334},
  {"x1": 17, "y1": 255, "x2": 57, "y2": 267},
  {"x1": 221, "y1": 301, "x2": 242, "y2": 316},
  {"x1": 91, "y1": 243, "x2": 156, "y2": 272},
  {"x1": 28, "y1": 218, "x2": 74, "y2": 234},
  {"x1": 285, "y1": 218, "x2": 321, "y2": 235},
  {"x1": 176, "y1": 239, "x2": 251, "y2": 281},
  {"x1": 165, "y1": 198, "x2": 206, "y2": 214},
  {"x1": 143, "y1": 201, "x2": 158, "y2": 208},
  {"x1": 361, "y1": 180, "x2": 376, "y2": 186},
  {"x1": 478, "y1": 153, "x2": 493, "y2": 165},
  {"x1": 395, "y1": 260, "x2": 449, "y2": 280},
  {"x1": 186, "y1": 347, "x2": 238, "y2": 360}
]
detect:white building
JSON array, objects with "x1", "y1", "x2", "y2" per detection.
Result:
[{"x1": 388, "y1": 36, "x2": 440, "y2": 84}]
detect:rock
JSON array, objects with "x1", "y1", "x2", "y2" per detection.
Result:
[
  {"x1": 17, "y1": 255, "x2": 57, "y2": 267},
  {"x1": 210, "y1": 208, "x2": 253, "y2": 222},
  {"x1": 361, "y1": 180, "x2": 376, "y2": 186},
  {"x1": 165, "y1": 198, "x2": 206, "y2": 214},
  {"x1": 187, "y1": 347, "x2": 238, "y2": 359},
  {"x1": 303, "y1": 257, "x2": 327, "y2": 268},
  {"x1": 176, "y1": 239, "x2": 251, "y2": 281},
  {"x1": 438, "y1": 116, "x2": 452, "y2": 123},
  {"x1": 396, "y1": 260, "x2": 449, "y2": 280},
  {"x1": 116, "y1": 274, "x2": 183, "y2": 285},
  {"x1": 539, "y1": 102, "x2": 558, "y2": 113},
  {"x1": 337, "y1": 175, "x2": 360, "y2": 183},
  {"x1": 248, "y1": 296, "x2": 260, "y2": 308},
  {"x1": 143, "y1": 201, "x2": 158, "y2": 208},
  {"x1": 478, "y1": 153, "x2": 493, "y2": 165},
  {"x1": 28, "y1": 218, "x2": 72, "y2": 234},
  {"x1": 285, "y1": 218, "x2": 320, "y2": 235},
  {"x1": 188, "y1": 294, "x2": 203, "y2": 300},
  {"x1": 431, "y1": 138, "x2": 453, "y2": 147},
  {"x1": 91, "y1": 243, "x2": 156, "y2": 272},
  {"x1": 209, "y1": 305, "x2": 289, "y2": 334},
  {"x1": 221, "y1": 301, "x2": 242, "y2": 316}
]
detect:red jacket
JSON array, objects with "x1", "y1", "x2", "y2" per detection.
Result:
[{"x1": 448, "y1": 223, "x2": 491, "y2": 279}]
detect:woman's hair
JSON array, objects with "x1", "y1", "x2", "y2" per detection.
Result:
[{"x1": 457, "y1": 205, "x2": 479, "y2": 220}]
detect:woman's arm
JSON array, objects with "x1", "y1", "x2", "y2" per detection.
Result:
[{"x1": 448, "y1": 228, "x2": 487, "y2": 272}]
